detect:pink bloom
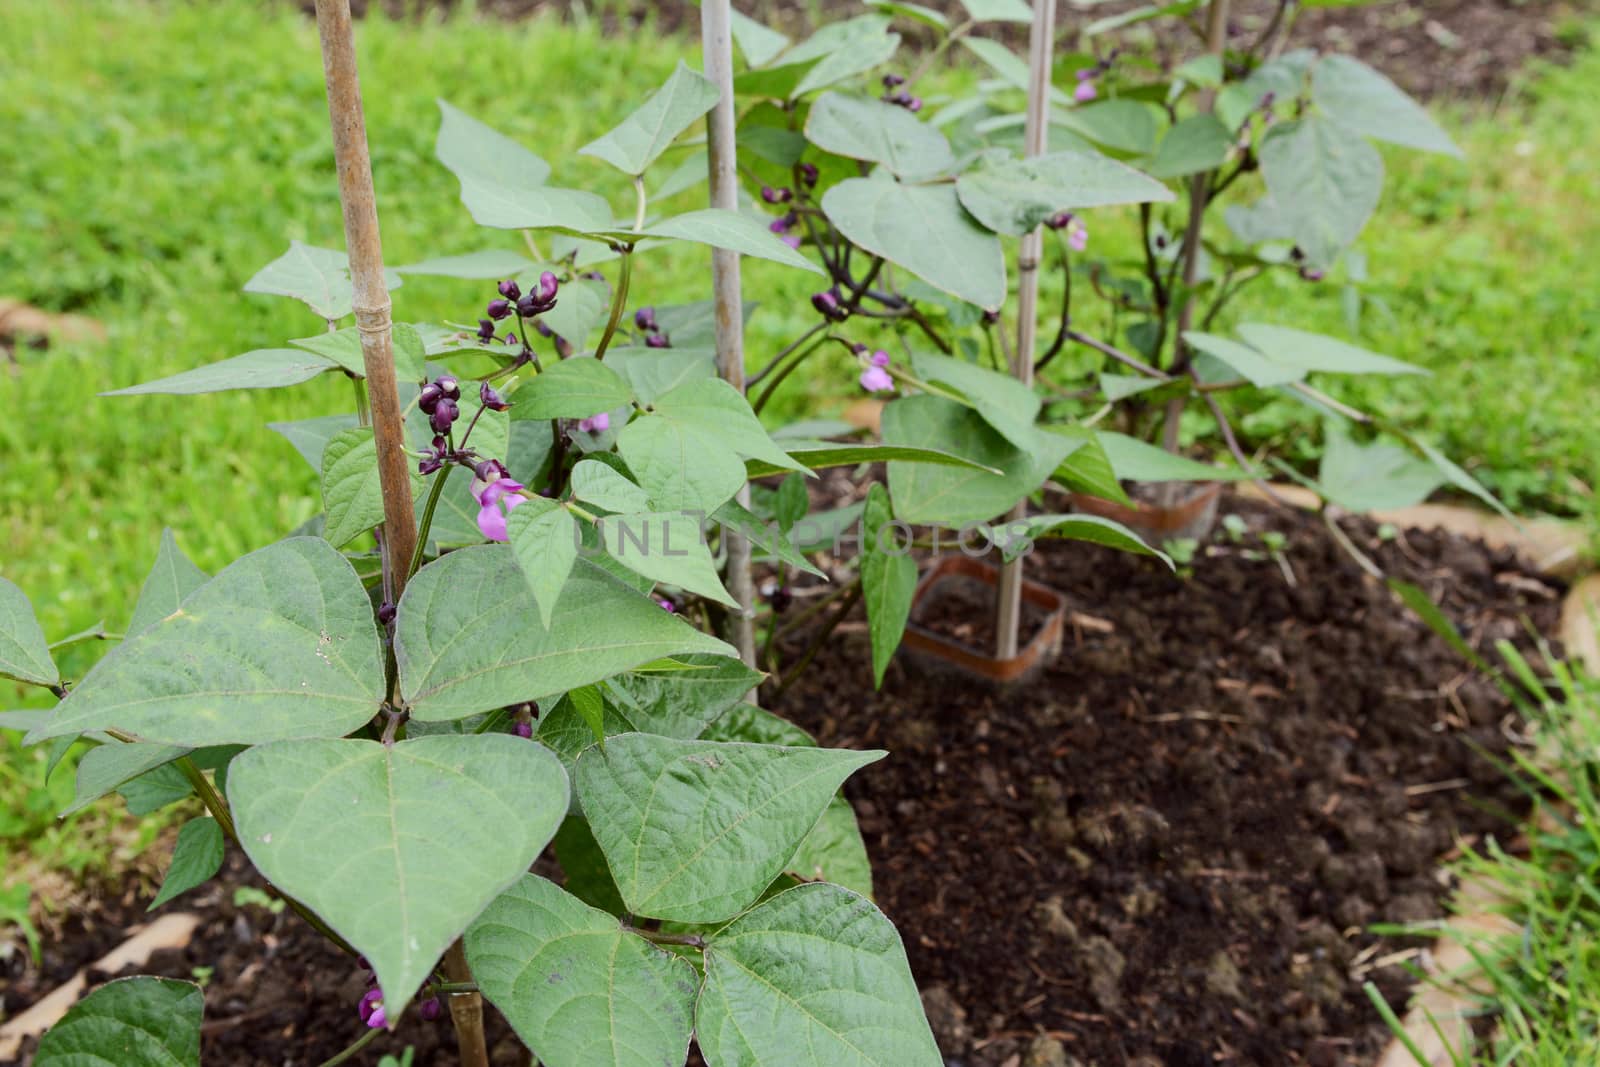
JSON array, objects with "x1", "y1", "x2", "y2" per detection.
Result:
[
  {"x1": 577, "y1": 412, "x2": 611, "y2": 433},
  {"x1": 1068, "y1": 224, "x2": 1089, "y2": 253},
  {"x1": 779, "y1": 234, "x2": 801, "y2": 250},
  {"x1": 1074, "y1": 80, "x2": 1097, "y2": 104},
  {"x1": 473, "y1": 476, "x2": 526, "y2": 542},
  {"x1": 359, "y1": 989, "x2": 387, "y2": 1029},
  {"x1": 655, "y1": 597, "x2": 676, "y2": 612},
  {"x1": 869, "y1": 349, "x2": 890, "y2": 368},
  {"x1": 859, "y1": 365, "x2": 894, "y2": 393}
]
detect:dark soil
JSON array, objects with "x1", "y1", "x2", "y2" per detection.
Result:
[
  {"x1": 767, "y1": 493, "x2": 1564, "y2": 1067},
  {"x1": 1, "y1": 492, "x2": 1564, "y2": 1066},
  {"x1": 326, "y1": 0, "x2": 1596, "y2": 100},
  {"x1": 913, "y1": 572, "x2": 1052, "y2": 655}
]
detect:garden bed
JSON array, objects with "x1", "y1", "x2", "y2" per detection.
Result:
[{"x1": 1, "y1": 493, "x2": 1564, "y2": 1065}]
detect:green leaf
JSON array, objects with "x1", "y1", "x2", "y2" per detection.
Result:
[
  {"x1": 506, "y1": 499, "x2": 580, "y2": 631},
  {"x1": 395, "y1": 249, "x2": 537, "y2": 279},
  {"x1": 1259, "y1": 115, "x2": 1384, "y2": 268},
  {"x1": 0, "y1": 576, "x2": 58, "y2": 687},
  {"x1": 436, "y1": 99, "x2": 553, "y2": 189},
  {"x1": 599, "y1": 511, "x2": 736, "y2": 606},
  {"x1": 290, "y1": 323, "x2": 427, "y2": 382},
  {"x1": 605, "y1": 346, "x2": 717, "y2": 406},
  {"x1": 1397, "y1": 432, "x2": 1511, "y2": 519},
  {"x1": 652, "y1": 148, "x2": 710, "y2": 200},
  {"x1": 568, "y1": 683, "x2": 608, "y2": 748},
  {"x1": 553, "y1": 816, "x2": 627, "y2": 914},
  {"x1": 34, "y1": 977, "x2": 202, "y2": 1067},
  {"x1": 730, "y1": 9, "x2": 792, "y2": 67},
  {"x1": 1182, "y1": 331, "x2": 1305, "y2": 387},
  {"x1": 804, "y1": 92, "x2": 953, "y2": 180},
  {"x1": 713, "y1": 500, "x2": 826, "y2": 579},
  {"x1": 787, "y1": 795, "x2": 873, "y2": 896},
  {"x1": 641, "y1": 209, "x2": 824, "y2": 274},
  {"x1": 243, "y1": 240, "x2": 401, "y2": 321},
  {"x1": 1147, "y1": 114, "x2": 1232, "y2": 179},
  {"x1": 1311, "y1": 55, "x2": 1461, "y2": 158},
  {"x1": 605, "y1": 653, "x2": 763, "y2": 739},
  {"x1": 397, "y1": 548, "x2": 732, "y2": 721},
  {"x1": 882, "y1": 396, "x2": 1076, "y2": 524},
  {"x1": 987, "y1": 514, "x2": 1172, "y2": 567},
  {"x1": 701, "y1": 704, "x2": 816, "y2": 747},
  {"x1": 466, "y1": 875, "x2": 698, "y2": 1067},
  {"x1": 538, "y1": 694, "x2": 636, "y2": 778},
  {"x1": 101, "y1": 348, "x2": 340, "y2": 396},
  {"x1": 581, "y1": 62, "x2": 721, "y2": 176},
  {"x1": 576, "y1": 734, "x2": 884, "y2": 922},
  {"x1": 1097, "y1": 430, "x2": 1249, "y2": 482},
  {"x1": 1056, "y1": 100, "x2": 1161, "y2": 155},
  {"x1": 1046, "y1": 426, "x2": 1129, "y2": 504},
  {"x1": 957, "y1": 0, "x2": 1033, "y2": 22},
  {"x1": 64, "y1": 741, "x2": 190, "y2": 816},
  {"x1": 909, "y1": 351, "x2": 1041, "y2": 448},
  {"x1": 860, "y1": 485, "x2": 915, "y2": 688},
  {"x1": 322, "y1": 427, "x2": 417, "y2": 549},
  {"x1": 457, "y1": 180, "x2": 617, "y2": 235},
  {"x1": 24, "y1": 539, "x2": 383, "y2": 748},
  {"x1": 956, "y1": 150, "x2": 1173, "y2": 236},
  {"x1": 269, "y1": 413, "x2": 359, "y2": 470},
  {"x1": 1234, "y1": 323, "x2": 1426, "y2": 376},
  {"x1": 517, "y1": 357, "x2": 634, "y2": 419},
  {"x1": 1097, "y1": 373, "x2": 1167, "y2": 402},
  {"x1": 538, "y1": 277, "x2": 611, "y2": 350},
  {"x1": 867, "y1": 0, "x2": 949, "y2": 29},
  {"x1": 571, "y1": 460, "x2": 654, "y2": 513},
  {"x1": 823, "y1": 178, "x2": 1005, "y2": 310},
  {"x1": 127, "y1": 529, "x2": 208, "y2": 638},
  {"x1": 1315, "y1": 425, "x2": 1444, "y2": 512},
  {"x1": 697, "y1": 883, "x2": 940, "y2": 1067},
  {"x1": 791, "y1": 31, "x2": 901, "y2": 98},
  {"x1": 745, "y1": 441, "x2": 1000, "y2": 479},
  {"x1": 229, "y1": 735, "x2": 569, "y2": 1018},
  {"x1": 148, "y1": 817, "x2": 225, "y2": 911},
  {"x1": 959, "y1": 38, "x2": 1067, "y2": 104}
]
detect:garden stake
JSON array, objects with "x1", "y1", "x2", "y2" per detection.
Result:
[
  {"x1": 313, "y1": 4, "x2": 485, "y2": 1064},
  {"x1": 701, "y1": 0, "x2": 759, "y2": 676},
  {"x1": 995, "y1": 0, "x2": 1057, "y2": 661}
]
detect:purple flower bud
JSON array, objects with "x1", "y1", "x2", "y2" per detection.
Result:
[
  {"x1": 906, "y1": 97, "x2": 923, "y2": 113},
  {"x1": 431, "y1": 435, "x2": 447, "y2": 451},
  {"x1": 761, "y1": 186, "x2": 793, "y2": 205},
  {"x1": 1299, "y1": 266, "x2": 1325, "y2": 282},
  {"x1": 870, "y1": 349, "x2": 890, "y2": 367},
  {"x1": 769, "y1": 216, "x2": 791, "y2": 235},
  {"x1": 1068, "y1": 225, "x2": 1089, "y2": 253},
  {"x1": 798, "y1": 162, "x2": 819, "y2": 187},
  {"x1": 513, "y1": 721, "x2": 533, "y2": 739},
  {"x1": 419, "y1": 996, "x2": 443, "y2": 1022},
  {"x1": 1259, "y1": 91, "x2": 1277, "y2": 109},
  {"x1": 536, "y1": 271, "x2": 559, "y2": 303},
  {"x1": 780, "y1": 234, "x2": 801, "y2": 250},
  {"x1": 479, "y1": 380, "x2": 510, "y2": 411},
  {"x1": 577, "y1": 412, "x2": 611, "y2": 433},
  {"x1": 1076, "y1": 68, "x2": 1095, "y2": 82},
  {"x1": 498, "y1": 279, "x2": 521, "y2": 300},
  {"x1": 581, "y1": 270, "x2": 605, "y2": 281},
  {"x1": 419, "y1": 382, "x2": 444, "y2": 414},
  {"x1": 487, "y1": 298, "x2": 513, "y2": 320},
  {"x1": 656, "y1": 597, "x2": 676, "y2": 613},
  {"x1": 982, "y1": 309, "x2": 1000, "y2": 324},
  {"x1": 645, "y1": 333, "x2": 670, "y2": 349},
  {"x1": 476, "y1": 318, "x2": 497, "y2": 343},
  {"x1": 554, "y1": 334, "x2": 573, "y2": 359},
  {"x1": 377, "y1": 601, "x2": 396, "y2": 626},
  {"x1": 430, "y1": 397, "x2": 460, "y2": 435},
  {"x1": 418, "y1": 454, "x2": 443, "y2": 476},
  {"x1": 634, "y1": 306, "x2": 657, "y2": 331},
  {"x1": 358, "y1": 989, "x2": 387, "y2": 1029},
  {"x1": 882, "y1": 73, "x2": 905, "y2": 88},
  {"x1": 504, "y1": 332, "x2": 519, "y2": 346},
  {"x1": 851, "y1": 342, "x2": 867, "y2": 354},
  {"x1": 811, "y1": 289, "x2": 848, "y2": 322},
  {"x1": 435, "y1": 375, "x2": 461, "y2": 401},
  {"x1": 859, "y1": 365, "x2": 894, "y2": 393},
  {"x1": 1073, "y1": 80, "x2": 1097, "y2": 104},
  {"x1": 535, "y1": 319, "x2": 555, "y2": 337},
  {"x1": 474, "y1": 459, "x2": 509, "y2": 482}
]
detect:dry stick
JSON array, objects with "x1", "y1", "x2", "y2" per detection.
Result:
[
  {"x1": 313, "y1": 2, "x2": 482, "y2": 1062},
  {"x1": 994, "y1": 0, "x2": 1057, "y2": 662},
  {"x1": 703, "y1": 0, "x2": 759, "y2": 679}
]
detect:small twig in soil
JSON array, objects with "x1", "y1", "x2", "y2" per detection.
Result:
[{"x1": 1402, "y1": 778, "x2": 1471, "y2": 797}]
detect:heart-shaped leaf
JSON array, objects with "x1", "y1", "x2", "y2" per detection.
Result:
[
  {"x1": 697, "y1": 883, "x2": 940, "y2": 1067},
  {"x1": 0, "y1": 576, "x2": 56, "y2": 688},
  {"x1": 516, "y1": 358, "x2": 633, "y2": 420},
  {"x1": 804, "y1": 92, "x2": 953, "y2": 180},
  {"x1": 228, "y1": 734, "x2": 570, "y2": 1016},
  {"x1": 641, "y1": 209, "x2": 824, "y2": 274},
  {"x1": 860, "y1": 484, "x2": 915, "y2": 688},
  {"x1": 34, "y1": 977, "x2": 203, "y2": 1067},
  {"x1": 1259, "y1": 115, "x2": 1383, "y2": 268},
  {"x1": 25, "y1": 538, "x2": 384, "y2": 748},
  {"x1": 397, "y1": 548, "x2": 733, "y2": 722},
  {"x1": 100, "y1": 349, "x2": 340, "y2": 397},
  {"x1": 575, "y1": 734, "x2": 884, "y2": 922},
  {"x1": 322, "y1": 427, "x2": 422, "y2": 549},
  {"x1": 436, "y1": 99, "x2": 553, "y2": 189},
  {"x1": 506, "y1": 499, "x2": 580, "y2": 630},
  {"x1": 1311, "y1": 55, "x2": 1461, "y2": 158},
  {"x1": 290, "y1": 323, "x2": 427, "y2": 382},
  {"x1": 598, "y1": 511, "x2": 735, "y2": 606},
  {"x1": 243, "y1": 241, "x2": 401, "y2": 321},
  {"x1": 127, "y1": 529, "x2": 208, "y2": 638},
  {"x1": 955, "y1": 150, "x2": 1173, "y2": 236},
  {"x1": 466, "y1": 875, "x2": 699, "y2": 1067},
  {"x1": 148, "y1": 817, "x2": 225, "y2": 911},
  {"x1": 581, "y1": 62, "x2": 721, "y2": 176},
  {"x1": 570, "y1": 461, "x2": 654, "y2": 514},
  {"x1": 604, "y1": 653, "x2": 763, "y2": 739}
]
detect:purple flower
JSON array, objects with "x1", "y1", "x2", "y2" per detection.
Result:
[
  {"x1": 905, "y1": 97, "x2": 923, "y2": 113},
  {"x1": 418, "y1": 453, "x2": 443, "y2": 476},
  {"x1": 419, "y1": 996, "x2": 444, "y2": 1022},
  {"x1": 1068, "y1": 224, "x2": 1089, "y2": 253},
  {"x1": 479, "y1": 380, "x2": 510, "y2": 412},
  {"x1": 1044, "y1": 211, "x2": 1073, "y2": 231},
  {"x1": 811, "y1": 289, "x2": 848, "y2": 322},
  {"x1": 473, "y1": 476, "x2": 527, "y2": 542},
  {"x1": 1073, "y1": 80, "x2": 1097, "y2": 103},
  {"x1": 577, "y1": 412, "x2": 611, "y2": 433},
  {"x1": 1299, "y1": 267, "x2": 1325, "y2": 282},
  {"x1": 377, "y1": 601, "x2": 396, "y2": 626},
  {"x1": 645, "y1": 333, "x2": 670, "y2": 348},
  {"x1": 435, "y1": 375, "x2": 461, "y2": 401},
  {"x1": 487, "y1": 298, "x2": 513, "y2": 321},
  {"x1": 1076, "y1": 68, "x2": 1095, "y2": 81},
  {"x1": 797, "y1": 162, "x2": 819, "y2": 187},
  {"x1": 419, "y1": 381, "x2": 444, "y2": 413},
  {"x1": 779, "y1": 234, "x2": 801, "y2": 250},
  {"x1": 358, "y1": 989, "x2": 387, "y2": 1030},
  {"x1": 513, "y1": 721, "x2": 533, "y2": 739},
  {"x1": 655, "y1": 597, "x2": 676, "y2": 613},
  {"x1": 882, "y1": 73, "x2": 906, "y2": 88},
  {"x1": 474, "y1": 458, "x2": 509, "y2": 482},
  {"x1": 769, "y1": 215, "x2": 792, "y2": 234},
  {"x1": 860, "y1": 365, "x2": 893, "y2": 393},
  {"x1": 869, "y1": 349, "x2": 890, "y2": 367},
  {"x1": 634, "y1": 306, "x2": 657, "y2": 331},
  {"x1": 761, "y1": 185, "x2": 793, "y2": 205},
  {"x1": 518, "y1": 271, "x2": 560, "y2": 317},
  {"x1": 429, "y1": 397, "x2": 460, "y2": 435},
  {"x1": 498, "y1": 279, "x2": 521, "y2": 300},
  {"x1": 476, "y1": 318, "x2": 497, "y2": 343}
]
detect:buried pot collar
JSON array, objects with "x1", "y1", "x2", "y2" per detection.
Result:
[{"x1": 900, "y1": 554, "x2": 1066, "y2": 685}]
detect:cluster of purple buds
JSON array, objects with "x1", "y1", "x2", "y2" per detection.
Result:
[
  {"x1": 419, "y1": 996, "x2": 443, "y2": 1022},
  {"x1": 811, "y1": 288, "x2": 850, "y2": 323},
  {"x1": 881, "y1": 73, "x2": 922, "y2": 112},
  {"x1": 1073, "y1": 52, "x2": 1117, "y2": 103},
  {"x1": 476, "y1": 317, "x2": 498, "y2": 343},
  {"x1": 768, "y1": 211, "x2": 801, "y2": 250},
  {"x1": 761, "y1": 185, "x2": 793, "y2": 205},
  {"x1": 634, "y1": 306, "x2": 657, "y2": 332},
  {"x1": 1045, "y1": 211, "x2": 1089, "y2": 253},
  {"x1": 797, "y1": 162, "x2": 819, "y2": 188},
  {"x1": 420, "y1": 375, "x2": 462, "y2": 435},
  {"x1": 858, "y1": 348, "x2": 893, "y2": 393},
  {"x1": 418, "y1": 434, "x2": 448, "y2": 476},
  {"x1": 479, "y1": 380, "x2": 510, "y2": 412},
  {"x1": 518, "y1": 272, "x2": 560, "y2": 318},
  {"x1": 576, "y1": 412, "x2": 611, "y2": 433},
  {"x1": 513, "y1": 721, "x2": 533, "y2": 739}
]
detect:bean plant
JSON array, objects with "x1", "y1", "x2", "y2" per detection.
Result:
[{"x1": 1, "y1": 0, "x2": 1498, "y2": 1064}]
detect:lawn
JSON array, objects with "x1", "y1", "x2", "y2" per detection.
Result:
[{"x1": 0, "y1": 0, "x2": 1597, "y2": 874}]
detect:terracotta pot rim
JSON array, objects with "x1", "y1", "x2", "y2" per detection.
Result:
[{"x1": 900, "y1": 555, "x2": 1067, "y2": 684}]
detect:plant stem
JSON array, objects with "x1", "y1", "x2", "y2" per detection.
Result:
[
  {"x1": 1063, "y1": 328, "x2": 1171, "y2": 379},
  {"x1": 407, "y1": 465, "x2": 454, "y2": 582},
  {"x1": 351, "y1": 375, "x2": 371, "y2": 428},
  {"x1": 748, "y1": 321, "x2": 827, "y2": 386},
  {"x1": 592, "y1": 250, "x2": 632, "y2": 361},
  {"x1": 315, "y1": 1027, "x2": 380, "y2": 1067},
  {"x1": 431, "y1": 981, "x2": 480, "y2": 995},
  {"x1": 632, "y1": 928, "x2": 706, "y2": 948},
  {"x1": 442, "y1": 940, "x2": 490, "y2": 1067},
  {"x1": 752, "y1": 335, "x2": 827, "y2": 414},
  {"x1": 773, "y1": 584, "x2": 862, "y2": 700}
]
